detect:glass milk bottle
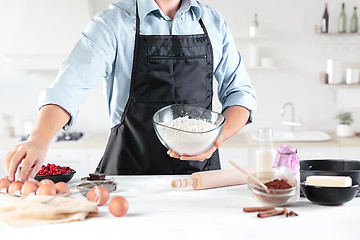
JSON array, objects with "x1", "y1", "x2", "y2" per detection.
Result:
[
  {"x1": 273, "y1": 145, "x2": 300, "y2": 202},
  {"x1": 256, "y1": 128, "x2": 276, "y2": 172}
]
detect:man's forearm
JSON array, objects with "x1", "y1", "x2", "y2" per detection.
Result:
[
  {"x1": 29, "y1": 104, "x2": 71, "y2": 143},
  {"x1": 221, "y1": 105, "x2": 250, "y2": 142}
]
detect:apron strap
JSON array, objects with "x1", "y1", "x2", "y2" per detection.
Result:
[{"x1": 118, "y1": 0, "x2": 141, "y2": 127}]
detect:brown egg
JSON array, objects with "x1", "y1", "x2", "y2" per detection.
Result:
[
  {"x1": 108, "y1": 196, "x2": 129, "y2": 217},
  {"x1": 39, "y1": 179, "x2": 55, "y2": 186},
  {"x1": 54, "y1": 182, "x2": 70, "y2": 195},
  {"x1": 8, "y1": 181, "x2": 24, "y2": 195},
  {"x1": 87, "y1": 186, "x2": 109, "y2": 206},
  {"x1": 36, "y1": 183, "x2": 56, "y2": 196},
  {"x1": 0, "y1": 178, "x2": 11, "y2": 192},
  {"x1": 21, "y1": 181, "x2": 39, "y2": 196},
  {"x1": 28, "y1": 179, "x2": 40, "y2": 186}
]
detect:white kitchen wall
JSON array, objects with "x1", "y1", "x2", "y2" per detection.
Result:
[
  {"x1": 206, "y1": 0, "x2": 360, "y2": 134},
  {"x1": 0, "y1": 0, "x2": 359, "y2": 136}
]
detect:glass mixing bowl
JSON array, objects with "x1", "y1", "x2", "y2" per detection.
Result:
[
  {"x1": 247, "y1": 171, "x2": 298, "y2": 206},
  {"x1": 152, "y1": 104, "x2": 225, "y2": 156}
]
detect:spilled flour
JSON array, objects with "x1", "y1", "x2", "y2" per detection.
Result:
[{"x1": 158, "y1": 116, "x2": 219, "y2": 155}]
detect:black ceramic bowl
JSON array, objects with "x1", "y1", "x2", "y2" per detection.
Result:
[
  {"x1": 300, "y1": 181, "x2": 359, "y2": 206},
  {"x1": 300, "y1": 159, "x2": 360, "y2": 197},
  {"x1": 35, "y1": 171, "x2": 76, "y2": 183}
]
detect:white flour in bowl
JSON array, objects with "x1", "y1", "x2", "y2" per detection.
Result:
[{"x1": 157, "y1": 116, "x2": 219, "y2": 155}]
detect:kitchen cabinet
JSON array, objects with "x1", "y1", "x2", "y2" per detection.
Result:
[
  {"x1": 0, "y1": 133, "x2": 108, "y2": 179},
  {"x1": 1, "y1": 133, "x2": 360, "y2": 178},
  {"x1": 44, "y1": 148, "x2": 104, "y2": 178},
  {"x1": 339, "y1": 147, "x2": 360, "y2": 160},
  {"x1": 0, "y1": 148, "x2": 104, "y2": 179},
  {"x1": 220, "y1": 145, "x2": 343, "y2": 168},
  {"x1": 0, "y1": 150, "x2": 7, "y2": 177},
  {"x1": 296, "y1": 146, "x2": 340, "y2": 160},
  {"x1": 44, "y1": 149, "x2": 87, "y2": 178},
  {"x1": 219, "y1": 147, "x2": 252, "y2": 169}
]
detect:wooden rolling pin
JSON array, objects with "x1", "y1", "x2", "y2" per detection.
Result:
[{"x1": 171, "y1": 168, "x2": 254, "y2": 190}]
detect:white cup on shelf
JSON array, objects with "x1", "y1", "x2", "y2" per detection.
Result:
[
  {"x1": 345, "y1": 68, "x2": 360, "y2": 84},
  {"x1": 326, "y1": 59, "x2": 343, "y2": 84},
  {"x1": 248, "y1": 45, "x2": 259, "y2": 67},
  {"x1": 260, "y1": 57, "x2": 275, "y2": 68}
]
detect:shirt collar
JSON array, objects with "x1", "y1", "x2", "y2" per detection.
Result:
[
  {"x1": 137, "y1": 0, "x2": 202, "y2": 21},
  {"x1": 178, "y1": 0, "x2": 201, "y2": 21}
]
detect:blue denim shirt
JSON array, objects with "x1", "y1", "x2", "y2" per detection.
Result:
[{"x1": 39, "y1": 0, "x2": 257, "y2": 129}]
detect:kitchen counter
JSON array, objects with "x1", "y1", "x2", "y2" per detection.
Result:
[
  {"x1": 1, "y1": 175, "x2": 359, "y2": 239},
  {"x1": 0, "y1": 133, "x2": 110, "y2": 150},
  {"x1": 1, "y1": 132, "x2": 360, "y2": 150},
  {"x1": 224, "y1": 132, "x2": 360, "y2": 148}
]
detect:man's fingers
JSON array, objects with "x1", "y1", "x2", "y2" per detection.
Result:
[
  {"x1": 27, "y1": 166, "x2": 40, "y2": 181},
  {"x1": 169, "y1": 152, "x2": 181, "y2": 158},
  {"x1": 168, "y1": 150, "x2": 181, "y2": 159},
  {"x1": 4, "y1": 148, "x2": 17, "y2": 173},
  {"x1": 179, "y1": 146, "x2": 217, "y2": 161},
  {"x1": 214, "y1": 136, "x2": 224, "y2": 148},
  {"x1": 7, "y1": 150, "x2": 26, "y2": 181},
  {"x1": 24, "y1": 162, "x2": 40, "y2": 181},
  {"x1": 168, "y1": 144, "x2": 218, "y2": 161},
  {"x1": 18, "y1": 155, "x2": 37, "y2": 181}
]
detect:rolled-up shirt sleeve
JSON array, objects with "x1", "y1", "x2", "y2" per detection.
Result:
[
  {"x1": 214, "y1": 19, "x2": 257, "y2": 124},
  {"x1": 38, "y1": 13, "x2": 116, "y2": 130}
]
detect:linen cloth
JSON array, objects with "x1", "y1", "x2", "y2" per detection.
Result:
[{"x1": 0, "y1": 194, "x2": 98, "y2": 227}]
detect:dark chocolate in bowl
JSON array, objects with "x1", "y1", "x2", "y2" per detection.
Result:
[{"x1": 300, "y1": 159, "x2": 360, "y2": 197}]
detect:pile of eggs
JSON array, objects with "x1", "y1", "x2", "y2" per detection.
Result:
[
  {"x1": 87, "y1": 186, "x2": 129, "y2": 217},
  {"x1": 0, "y1": 177, "x2": 70, "y2": 196},
  {"x1": 1, "y1": 177, "x2": 128, "y2": 217},
  {"x1": 1, "y1": 178, "x2": 129, "y2": 218}
]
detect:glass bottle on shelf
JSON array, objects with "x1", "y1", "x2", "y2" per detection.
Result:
[
  {"x1": 321, "y1": 3, "x2": 329, "y2": 33},
  {"x1": 338, "y1": 3, "x2": 347, "y2": 33},
  {"x1": 253, "y1": 14, "x2": 259, "y2": 28},
  {"x1": 350, "y1": 7, "x2": 358, "y2": 33},
  {"x1": 249, "y1": 14, "x2": 259, "y2": 37},
  {"x1": 255, "y1": 128, "x2": 276, "y2": 172}
]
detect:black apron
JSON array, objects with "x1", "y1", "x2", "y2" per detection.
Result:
[{"x1": 96, "y1": 3, "x2": 220, "y2": 175}]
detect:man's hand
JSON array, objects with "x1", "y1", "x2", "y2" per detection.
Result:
[
  {"x1": 4, "y1": 139, "x2": 49, "y2": 181},
  {"x1": 166, "y1": 105, "x2": 250, "y2": 161},
  {"x1": 167, "y1": 135, "x2": 224, "y2": 161},
  {"x1": 3, "y1": 104, "x2": 70, "y2": 181}
]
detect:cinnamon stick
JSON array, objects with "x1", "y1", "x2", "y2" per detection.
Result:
[
  {"x1": 289, "y1": 210, "x2": 298, "y2": 216},
  {"x1": 257, "y1": 209, "x2": 284, "y2": 218},
  {"x1": 243, "y1": 206, "x2": 275, "y2": 213},
  {"x1": 283, "y1": 207, "x2": 289, "y2": 217}
]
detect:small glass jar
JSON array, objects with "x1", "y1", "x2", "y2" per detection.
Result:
[{"x1": 273, "y1": 145, "x2": 300, "y2": 201}]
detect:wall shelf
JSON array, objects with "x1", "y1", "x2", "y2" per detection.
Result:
[
  {"x1": 315, "y1": 32, "x2": 360, "y2": 37},
  {"x1": 247, "y1": 66, "x2": 278, "y2": 70},
  {"x1": 322, "y1": 83, "x2": 360, "y2": 88},
  {"x1": 235, "y1": 35, "x2": 269, "y2": 40},
  {"x1": 6, "y1": 54, "x2": 66, "y2": 73}
]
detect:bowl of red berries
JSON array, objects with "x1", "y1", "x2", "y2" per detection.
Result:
[{"x1": 35, "y1": 163, "x2": 76, "y2": 183}]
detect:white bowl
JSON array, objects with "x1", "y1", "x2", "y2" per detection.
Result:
[{"x1": 152, "y1": 104, "x2": 225, "y2": 156}]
